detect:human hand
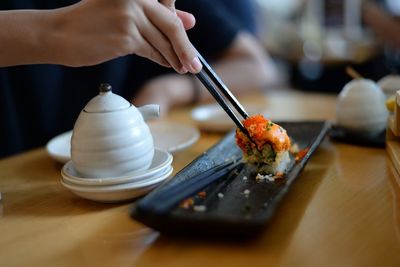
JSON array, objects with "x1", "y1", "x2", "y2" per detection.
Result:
[
  {"x1": 132, "y1": 74, "x2": 196, "y2": 115},
  {"x1": 50, "y1": 0, "x2": 201, "y2": 73}
]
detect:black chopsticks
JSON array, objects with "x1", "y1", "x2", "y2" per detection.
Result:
[
  {"x1": 196, "y1": 52, "x2": 249, "y2": 120},
  {"x1": 194, "y1": 52, "x2": 256, "y2": 143},
  {"x1": 136, "y1": 159, "x2": 243, "y2": 214}
]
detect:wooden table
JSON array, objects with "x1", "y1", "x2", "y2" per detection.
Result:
[{"x1": 1, "y1": 90, "x2": 400, "y2": 267}]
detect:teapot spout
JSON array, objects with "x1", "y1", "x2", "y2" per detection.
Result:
[{"x1": 138, "y1": 104, "x2": 160, "y2": 121}]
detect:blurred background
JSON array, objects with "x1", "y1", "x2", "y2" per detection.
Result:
[{"x1": 253, "y1": 0, "x2": 400, "y2": 92}]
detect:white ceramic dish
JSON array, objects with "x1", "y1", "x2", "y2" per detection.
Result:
[
  {"x1": 191, "y1": 103, "x2": 269, "y2": 132},
  {"x1": 47, "y1": 122, "x2": 199, "y2": 164},
  {"x1": 62, "y1": 148, "x2": 173, "y2": 186},
  {"x1": 46, "y1": 130, "x2": 72, "y2": 163},
  {"x1": 60, "y1": 166, "x2": 173, "y2": 203},
  {"x1": 147, "y1": 121, "x2": 200, "y2": 153}
]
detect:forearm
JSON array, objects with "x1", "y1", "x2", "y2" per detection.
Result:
[{"x1": 0, "y1": 10, "x2": 56, "y2": 67}]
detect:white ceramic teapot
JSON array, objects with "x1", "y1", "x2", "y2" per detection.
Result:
[
  {"x1": 71, "y1": 83, "x2": 160, "y2": 178},
  {"x1": 336, "y1": 78, "x2": 388, "y2": 136}
]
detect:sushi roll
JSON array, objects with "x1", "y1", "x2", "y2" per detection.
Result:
[{"x1": 235, "y1": 115, "x2": 291, "y2": 175}]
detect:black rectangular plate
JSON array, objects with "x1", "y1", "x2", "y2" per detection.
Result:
[{"x1": 131, "y1": 121, "x2": 331, "y2": 239}]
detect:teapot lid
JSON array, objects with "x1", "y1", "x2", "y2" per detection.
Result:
[{"x1": 84, "y1": 83, "x2": 130, "y2": 113}]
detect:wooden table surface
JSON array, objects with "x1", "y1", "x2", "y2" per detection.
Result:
[{"x1": 1, "y1": 89, "x2": 400, "y2": 267}]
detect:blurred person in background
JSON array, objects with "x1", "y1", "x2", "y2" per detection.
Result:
[
  {"x1": 363, "y1": 0, "x2": 400, "y2": 49},
  {"x1": 362, "y1": 0, "x2": 400, "y2": 73},
  {"x1": 0, "y1": 0, "x2": 279, "y2": 158},
  {"x1": 256, "y1": 0, "x2": 400, "y2": 92}
]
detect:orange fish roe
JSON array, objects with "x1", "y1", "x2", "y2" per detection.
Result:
[{"x1": 236, "y1": 114, "x2": 291, "y2": 152}]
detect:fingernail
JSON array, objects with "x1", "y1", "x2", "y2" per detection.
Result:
[
  {"x1": 179, "y1": 65, "x2": 188, "y2": 74},
  {"x1": 189, "y1": 57, "x2": 202, "y2": 73}
]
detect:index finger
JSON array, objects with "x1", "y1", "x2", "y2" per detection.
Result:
[{"x1": 145, "y1": 3, "x2": 202, "y2": 73}]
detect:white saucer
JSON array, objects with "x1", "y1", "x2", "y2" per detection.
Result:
[
  {"x1": 46, "y1": 130, "x2": 72, "y2": 163},
  {"x1": 62, "y1": 148, "x2": 173, "y2": 186},
  {"x1": 61, "y1": 166, "x2": 173, "y2": 203},
  {"x1": 191, "y1": 103, "x2": 269, "y2": 132},
  {"x1": 47, "y1": 122, "x2": 199, "y2": 163},
  {"x1": 147, "y1": 121, "x2": 200, "y2": 153}
]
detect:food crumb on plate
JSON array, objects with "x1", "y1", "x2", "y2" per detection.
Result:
[
  {"x1": 290, "y1": 142, "x2": 310, "y2": 162},
  {"x1": 256, "y1": 172, "x2": 285, "y2": 182},
  {"x1": 243, "y1": 189, "x2": 250, "y2": 197},
  {"x1": 289, "y1": 143, "x2": 300, "y2": 154},
  {"x1": 180, "y1": 198, "x2": 194, "y2": 209},
  {"x1": 197, "y1": 191, "x2": 206, "y2": 199},
  {"x1": 256, "y1": 173, "x2": 274, "y2": 182},
  {"x1": 193, "y1": 205, "x2": 207, "y2": 212},
  {"x1": 295, "y1": 148, "x2": 310, "y2": 162}
]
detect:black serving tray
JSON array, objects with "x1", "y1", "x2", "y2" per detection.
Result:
[
  {"x1": 329, "y1": 125, "x2": 386, "y2": 148},
  {"x1": 131, "y1": 121, "x2": 331, "y2": 239}
]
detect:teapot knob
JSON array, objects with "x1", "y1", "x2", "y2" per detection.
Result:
[{"x1": 99, "y1": 83, "x2": 112, "y2": 94}]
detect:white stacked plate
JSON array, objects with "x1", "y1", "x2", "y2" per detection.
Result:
[
  {"x1": 46, "y1": 122, "x2": 199, "y2": 164},
  {"x1": 60, "y1": 148, "x2": 173, "y2": 203}
]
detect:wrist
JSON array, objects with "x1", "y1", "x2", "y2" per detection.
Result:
[
  {"x1": 35, "y1": 10, "x2": 57, "y2": 64},
  {"x1": 39, "y1": 8, "x2": 69, "y2": 65}
]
